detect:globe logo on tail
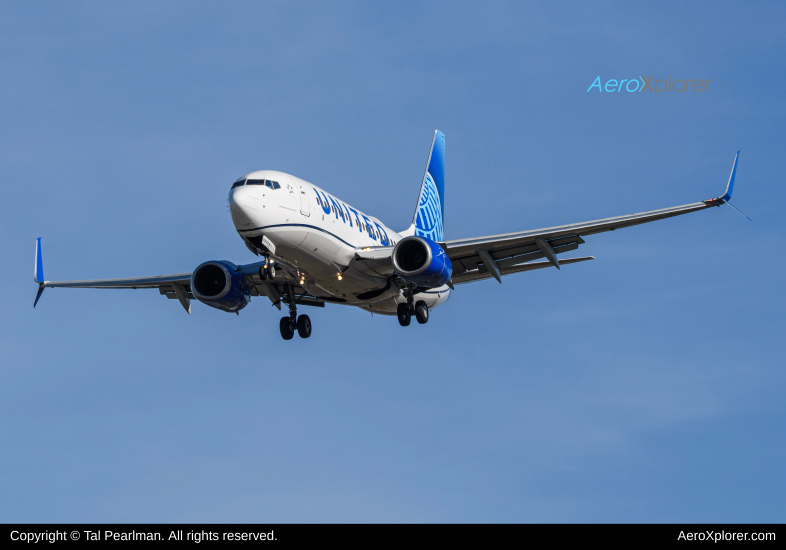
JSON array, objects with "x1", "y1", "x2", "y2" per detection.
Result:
[{"x1": 415, "y1": 173, "x2": 443, "y2": 241}]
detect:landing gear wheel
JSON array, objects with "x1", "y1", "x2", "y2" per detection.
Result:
[
  {"x1": 397, "y1": 303, "x2": 411, "y2": 327},
  {"x1": 297, "y1": 315, "x2": 312, "y2": 338},
  {"x1": 267, "y1": 265, "x2": 275, "y2": 279},
  {"x1": 258, "y1": 266, "x2": 267, "y2": 281},
  {"x1": 415, "y1": 301, "x2": 429, "y2": 324},
  {"x1": 279, "y1": 316, "x2": 294, "y2": 340}
]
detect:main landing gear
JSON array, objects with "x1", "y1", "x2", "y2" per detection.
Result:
[
  {"x1": 279, "y1": 284, "x2": 311, "y2": 340},
  {"x1": 279, "y1": 316, "x2": 311, "y2": 339},
  {"x1": 397, "y1": 291, "x2": 429, "y2": 327}
]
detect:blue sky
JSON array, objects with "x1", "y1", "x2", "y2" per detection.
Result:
[{"x1": 1, "y1": 1, "x2": 784, "y2": 522}]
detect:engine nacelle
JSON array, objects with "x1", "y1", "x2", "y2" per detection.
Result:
[
  {"x1": 191, "y1": 260, "x2": 251, "y2": 313},
  {"x1": 392, "y1": 236, "x2": 452, "y2": 288}
]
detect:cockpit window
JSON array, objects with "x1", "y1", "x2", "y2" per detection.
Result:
[
  {"x1": 245, "y1": 179, "x2": 281, "y2": 189},
  {"x1": 233, "y1": 178, "x2": 281, "y2": 189}
]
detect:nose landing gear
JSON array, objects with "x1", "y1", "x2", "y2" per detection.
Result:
[{"x1": 258, "y1": 258, "x2": 275, "y2": 281}]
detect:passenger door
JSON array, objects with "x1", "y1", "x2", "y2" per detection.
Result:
[{"x1": 299, "y1": 185, "x2": 310, "y2": 217}]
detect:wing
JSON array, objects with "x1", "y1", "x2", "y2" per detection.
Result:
[
  {"x1": 444, "y1": 152, "x2": 741, "y2": 284},
  {"x1": 32, "y1": 238, "x2": 318, "y2": 313},
  {"x1": 39, "y1": 273, "x2": 193, "y2": 289},
  {"x1": 33, "y1": 254, "x2": 197, "y2": 311}
]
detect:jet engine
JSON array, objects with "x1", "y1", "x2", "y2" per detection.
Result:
[
  {"x1": 191, "y1": 260, "x2": 251, "y2": 312},
  {"x1": 392, "y1": 236, "x2": 452, "y2": 288}
]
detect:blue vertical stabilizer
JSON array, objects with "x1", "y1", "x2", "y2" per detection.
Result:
[{"x1": 406, "y1": 130, "x2": 446, "y2": 241}]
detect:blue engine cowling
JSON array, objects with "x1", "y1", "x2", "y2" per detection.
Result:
[
  {"x1": 392, "y1": 236, "x2": 452, "y2": 288},
  {"x1": 191, "y1": 260, "x2": 251, "y2": 313}
]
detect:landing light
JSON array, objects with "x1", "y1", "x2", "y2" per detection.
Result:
[
  {"x1": 337, "y1": 274, "x2": 343, "y2": 281},
  {"x1": 362, "y1": 247, "x2": 371, "y2": 251}
]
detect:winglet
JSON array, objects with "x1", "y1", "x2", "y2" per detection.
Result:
[
  {"x1": 33, "y1": 238, "x2": 45, "y2": 308},
  {"x1": 34, "y1": 238, "x2": 44, "y2": 283},
  {"x1": 34, "y1": 283, "x2": 45, "y2": 308},
  {"x1": 720, "y1": 151, "x2": 740, "y2": 202},
  {"x1": 720, "y1": 151, "x2": 752, "y2": 221},
  {"x1": 706, "y1": 152, "x2": 750, "y2": 220}
]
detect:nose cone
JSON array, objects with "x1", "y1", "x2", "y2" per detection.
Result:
[{"x1": 228, "y1": 186, "x2": 259, "y2": 229}]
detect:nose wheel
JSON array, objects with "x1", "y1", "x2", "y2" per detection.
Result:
[{"x1": 258, "y1": 260, "x2": 275, "y2": 281}]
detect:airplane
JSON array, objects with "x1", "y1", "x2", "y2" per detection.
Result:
[{"x1": 33, "y1": 131, "x2": 744, "y2": 340}]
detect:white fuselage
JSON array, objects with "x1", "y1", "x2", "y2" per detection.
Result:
[{"x1": 228, "y1": 170, "x2": 450, "y2": 315}]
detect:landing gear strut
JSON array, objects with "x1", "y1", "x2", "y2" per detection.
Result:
[{"x1": 279, "y1": 284, "x2": 311, "y2": 340}]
